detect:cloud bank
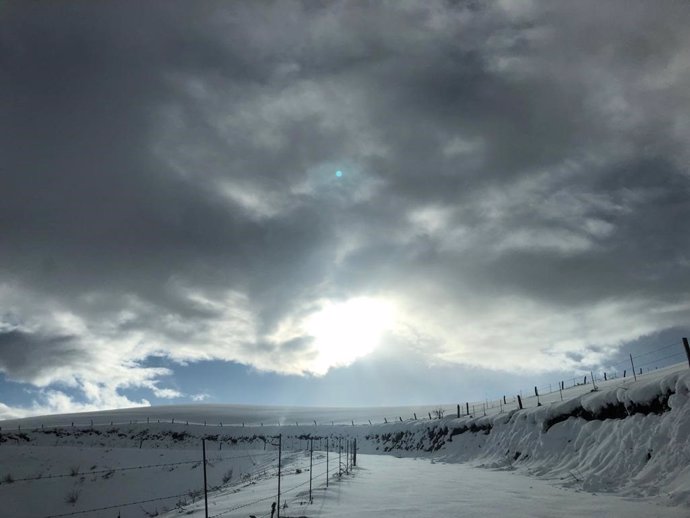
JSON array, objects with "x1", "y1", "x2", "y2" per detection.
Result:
[{"x1": 1, "y1": 0, "x2": 689, "y2": 416}]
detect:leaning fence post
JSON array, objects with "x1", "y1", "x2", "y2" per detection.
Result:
[
  {"x1": 630, "y1": 354, "x2": 637, "y2": 381},
  {"x1": 683, "y1": 338, "x2": 690, "y2": 368},
  {"x1": 517, "y1": 395, "x2": 523, "y2": 410}
]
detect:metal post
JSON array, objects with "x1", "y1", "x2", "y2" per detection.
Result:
[
  {"x1": 345, "y1": 439, "x2": 349, "y2": 474},
  {"x1": 277, "y1": 434, "x2": 282, "y2": 518},
  {"x1": 326, "y1": 435, "x2": 329, "y2": 488},
  {"x1": 202, "y1": 439, "x2": 208, "y2": 518},
  {"x1": 353, "y1": 438, "x2": 357, "y2": 467},
  {"x1": 309, "y1": 437, "x2": 313, "y2": 503},
  {"x1": 630, "y1": 353, "x2": 637, "y2": 381}
]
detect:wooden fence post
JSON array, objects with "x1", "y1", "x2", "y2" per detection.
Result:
[
  {"x1": 517, "y1": 395, "x2": 523, "y2": 410},
  {"x1": 683, "y1": 338, "x2": 690, "y2": 368},
  {"x1": 630, "y1": 354, "x2": 637, "y2": 381}
]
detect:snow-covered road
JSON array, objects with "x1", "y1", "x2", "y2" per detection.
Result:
[{"x1": 302, "y1": 455, "x2": 685, "y2": 518}]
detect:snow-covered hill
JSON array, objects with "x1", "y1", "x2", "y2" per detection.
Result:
[{"x1": 1, "y1": 363, "x2": 689, "y2": 517}]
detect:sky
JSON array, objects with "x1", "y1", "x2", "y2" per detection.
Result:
[{"x1": 1, "y1": 0, "x2": 690, "y2": 419}]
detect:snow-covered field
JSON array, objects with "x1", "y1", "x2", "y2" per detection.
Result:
[{"x1": 1, "y1": 363, "x2": 689, "y2": 517}]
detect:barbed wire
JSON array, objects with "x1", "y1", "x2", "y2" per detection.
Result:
[
  {"x1": 1, "y1": 451, "x2": 281, "y2": 485},
  {"x1": 40, "y1": 489, "x2": 200, "y2": 518}
]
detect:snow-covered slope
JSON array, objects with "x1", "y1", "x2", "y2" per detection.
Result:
[{"x1": 1, "y1": 363, "x2": 689, "y2": 517}]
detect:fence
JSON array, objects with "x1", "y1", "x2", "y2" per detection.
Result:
[
  {"x1": 443, "y1": 337, "x2": 690, "y2": 420},
  {"x1": 1, "y1": 339, "x2": 689, "y2": 434},
  {"x1": 0, "y1": 432, "x2": 359, "y2": 518}
]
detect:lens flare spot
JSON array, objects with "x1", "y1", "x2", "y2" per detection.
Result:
[{"x1": 335, "y1": 170, "x2": 343, "y2": 177}]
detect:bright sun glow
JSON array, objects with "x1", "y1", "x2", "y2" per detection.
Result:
[{"x1": 305, "y1": 297, "x2": 394, "y2": 374}]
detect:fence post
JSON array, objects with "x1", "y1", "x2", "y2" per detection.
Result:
[
  {"x1": 683, "y1": 338, "x2": 690, "y2": 368},
  {"x1": 277, "y1": 434, "x2": 282, "y2": 518},
  {"x1": 338, "y1": 437, "x2": 342, "y2": 476},
  {"x1": 630, "y1": 354, "x2": 637, "y2": 381},
  {"x1": 457, "y1": 404, "x2": 460, "y2": 418},
  {"x1": 466, "y1": 402, "x2": 469, "y2": 415},
  {"x1": 413, "y1": 413, "x2": 417, "y2": 420},
  {"x1": 326, "y1": 435, "x2": 329, "y2": 488},
  {"x1": 517, "y1": 395, "x2": 523, "y2": 410},
  {"x1": 604, "y1": 372, "x2": 607, "y2": 381},
  {"x1": 623, "y1": 370, "x2": 626, "y2": 378},
  {"x1": 346, "y1": 439, "x2": 349, "y2": 474},
  {"x1": 309, "y1": 437, "x2": 313, "y2": 503},
  {"x1": 591, "y1": 371, "x2": 597, "y2": 390},
  {"x1": 202, "y1": 439, "x2": 208, "y2": 518},
  {"x1": 353, "y1": 438, "x2": 357, "y2": 467}
]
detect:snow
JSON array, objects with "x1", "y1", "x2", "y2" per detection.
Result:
[{"x1": 1, "y1": 362, "x2": 689, "y2": 517}]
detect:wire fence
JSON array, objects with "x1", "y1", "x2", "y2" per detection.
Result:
[
  {"x1": 447, "y1": 338, "x2": 690, "y2": 420},
  {"x1": 0, "y1": 433, "x2": 358, "y2": 518}
]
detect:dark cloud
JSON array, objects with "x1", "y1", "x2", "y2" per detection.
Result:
[
  {"x1": 0, "y1": 330, "x2": 83, "y2": 382},
  {"x1": 1, "y1": 0, "x2": 690, "y2": 413}
]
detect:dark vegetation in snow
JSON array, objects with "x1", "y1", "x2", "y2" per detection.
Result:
[{"x1": 542, "y1": 389, "x2": 674, "y2": 432}]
